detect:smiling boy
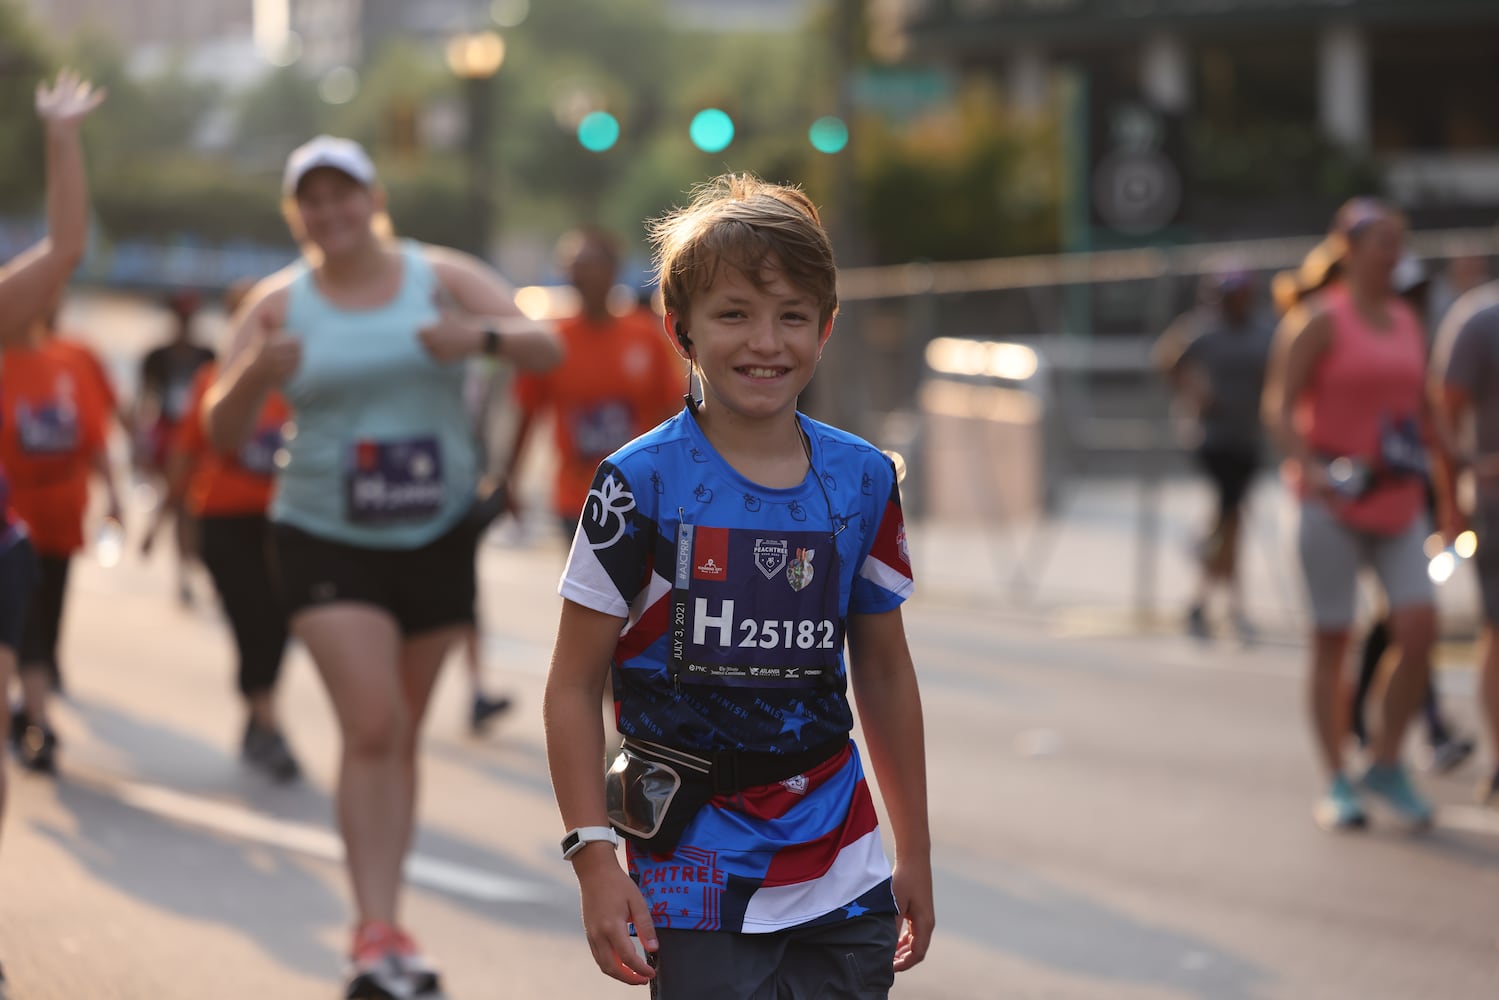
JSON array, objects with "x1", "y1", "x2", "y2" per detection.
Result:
[{"x1": 543, "y1": 174, "x2": 934, "y2": 997}]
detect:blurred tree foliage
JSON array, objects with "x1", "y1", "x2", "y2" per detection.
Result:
[
  {"x1": 854, "y1": 83, "x2": 1062, "y2": 262},
  {"x1": 0, "y1": 0, "x2": 53, "y2": 212},
  {"x1": 0, "y1": 0, "x2": 1061, "y2": 265}
]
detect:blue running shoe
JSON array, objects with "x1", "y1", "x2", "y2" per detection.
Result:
[
  {"x1": 1359, "y1": 763, "x2": 1433, "y2": 828},
  {"x1": 1314, "y1": 774, "x2": 1367, "y2": 831}
]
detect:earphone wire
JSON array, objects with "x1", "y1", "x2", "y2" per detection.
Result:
[{"x1": 798, "y1": 415, "x2": 846, "y2": 686}]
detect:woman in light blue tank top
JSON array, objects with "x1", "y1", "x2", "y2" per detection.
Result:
[{"x1": 204, "y1": 136, "x2": 561, "y2": 1000}]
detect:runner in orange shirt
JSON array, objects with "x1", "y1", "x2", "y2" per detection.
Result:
[
  {"x1": 505, "y1": 227, "x2": 684, "y2": 538},
  {"x1": 0, "y1": 69, "x2": 106, "y2": 993},
  {"x1": 169, "y1": 342, "x2": 302, "y2": 782},
  {"x1": 2, "y1": 315, "x2": 120, "y2": 773}
]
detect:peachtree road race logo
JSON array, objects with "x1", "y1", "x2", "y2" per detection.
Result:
[
  {"x1": 754, "y1": 538, "x2": 788, "y2": 579},
  {"x1": 584, "y1": 474, "x2": 637, "y2": 550}
]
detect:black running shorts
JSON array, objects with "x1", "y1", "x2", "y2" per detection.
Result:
[
  {"x1": 270, "y1": 517, "x2": 477, "y2": 637},
  {"x1": 0, "y1": 537, "x2": 38, "y2": 653},
  {"x1": 648, "y1": 914, "x2": 898, "y2": 1000},
  {"x1": 1194, "y1": 445, "x2": 1259, "y2": 519}
]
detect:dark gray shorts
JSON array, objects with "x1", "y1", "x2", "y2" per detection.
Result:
[{"x1": 650, "y1": 915, "x2": 898, "y2": 1000}]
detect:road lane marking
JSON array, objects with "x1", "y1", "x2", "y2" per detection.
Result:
[
  {"x1": 96, "y1": 777, "x2": 557, "y2": 905},
  {"x1": 1436, "y1": 804, "x2": 1499, "y2": 838}
]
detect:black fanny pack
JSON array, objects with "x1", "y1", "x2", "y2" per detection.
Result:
[{"x1": 605, "y1": 735, "x2": 847, "y2": 855}]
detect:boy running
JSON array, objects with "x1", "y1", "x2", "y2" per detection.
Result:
[{"x1": 543, "y1": 174, "x2": 934, "y2": 996}]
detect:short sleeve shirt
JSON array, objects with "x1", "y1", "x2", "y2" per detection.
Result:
[
  {"x1": 558, "y1": 408, "x2": 914, "y2": 934},
  {"x1": 1178, "y1": 316, "x2": 1275, "y2": 452},
  {"x1": 1434, "y1": 281, "x2": 1499, "y2": 510},
  {"x1": 513, "y1": 310, "x2": 683, "y2": 519}
]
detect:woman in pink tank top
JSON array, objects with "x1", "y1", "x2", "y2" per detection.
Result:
[{"x1": 1264, "y1": 198, "x2": 1438, "y2": 832}]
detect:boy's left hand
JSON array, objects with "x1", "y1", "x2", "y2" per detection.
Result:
[{"x1": 891, "y1": 857, "x2": 934, "y2": 972}]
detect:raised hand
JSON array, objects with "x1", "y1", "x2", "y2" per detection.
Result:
[{"x1": 36, "y1": 69, "x2": 106, "y2": 128}]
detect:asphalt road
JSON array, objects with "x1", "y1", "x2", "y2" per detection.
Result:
[
  {"x1": 4, "y1": 289, "x2": 1495, "y2": 999},
  {"x1": 1, "y1": 517, "x2": 1497, "y2": 1000}
]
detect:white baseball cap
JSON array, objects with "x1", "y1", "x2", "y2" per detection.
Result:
[{"x1": 282, "y1": 135, "x2": 377, "y2": 196}]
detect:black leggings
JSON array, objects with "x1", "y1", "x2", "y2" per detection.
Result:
[
  {"x1": 20, "y1": 553, "x2": 71, "y2": 676},
  {"x1": 199, "y1": 515, "x2": 288, "y2": 698},
  {"x1": 1353, "y1": 618, "x2": 1445, "y2": 745}
]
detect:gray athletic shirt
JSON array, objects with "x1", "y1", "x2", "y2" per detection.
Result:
[
  {"x1": 1176, "y1": 316, "x2": 1275, "y2": 452},
  {"x1": 1434, "y1": 281, "x2": 1499, "y2": 509}
]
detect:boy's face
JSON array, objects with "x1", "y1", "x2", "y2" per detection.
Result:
[{"x1": 679, "y1": 262, "x2": 830, "y2": 427}]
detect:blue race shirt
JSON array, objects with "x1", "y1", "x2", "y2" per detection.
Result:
[
  {"x1": 272, "y1": 241, "x2": 477, "y2": 548},
  {"x1": 558, "y1": 408, "x2": 915, "y2": 933}
]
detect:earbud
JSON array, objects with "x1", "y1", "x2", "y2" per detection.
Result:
[{"x1": 674, "y1": 320, "x2": 693, "y2": 354}]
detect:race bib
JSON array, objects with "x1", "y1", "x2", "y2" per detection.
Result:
[
  {"x1": 238, "y1": 424, "x2": 284, "y2": 477},
  {"x1": 572, "y1": 401, "x2": 635, "y2": 461},
  {"x1": 16, "y1": 401, "x2": 80, "y2": 455},
  {"x1": 670, "y1": 525, "x2": 841, "y2": 688},
  {"x1": 344, "y1": 437, "x2": 445, "y2": 525}
]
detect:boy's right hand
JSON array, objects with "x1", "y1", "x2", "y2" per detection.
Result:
[{"x1": 574, "y1": 846, "x2": 658, "y2": 985}]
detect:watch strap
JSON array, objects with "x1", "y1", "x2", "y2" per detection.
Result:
[{"x1": 561, "y1": 825, "x2": 619, "y2": 860}]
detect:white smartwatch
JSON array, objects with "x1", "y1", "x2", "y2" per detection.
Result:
[{"x1": 561, "y1": 825, "x2": 620, "y2": 860}]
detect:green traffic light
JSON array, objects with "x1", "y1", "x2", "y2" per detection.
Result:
[
  {"x1": 690, "y1": 108, "x2": 735, "y2": 153},
  {"x1": 808, "y1": 116, "x2": 849, "y2": 154},
  {"x1": 577, "y1": 111, "x2": 620, "y2": 152}
]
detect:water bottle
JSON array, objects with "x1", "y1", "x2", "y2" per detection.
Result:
[{"x1": 95, "y1": 517, "x2": 125, "y2": 569}]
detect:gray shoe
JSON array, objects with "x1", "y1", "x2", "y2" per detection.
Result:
[
  {"x1": 1429, "y1": 735, "x2": 1475, "y2": 775},
  {"x1": 242, "y1": 723, "x2": 302, "y2": 784},
  {"x1": 1186, "y1": 605, "x2": 1209, "y2": 641}
]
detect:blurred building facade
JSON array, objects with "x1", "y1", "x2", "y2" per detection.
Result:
[
  {"x1": 25, "y1": 0, "x2": 251, "y2": 51},
  {"x1": 905, "y1": 0, "x2": 1499, "y2": 229}
]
